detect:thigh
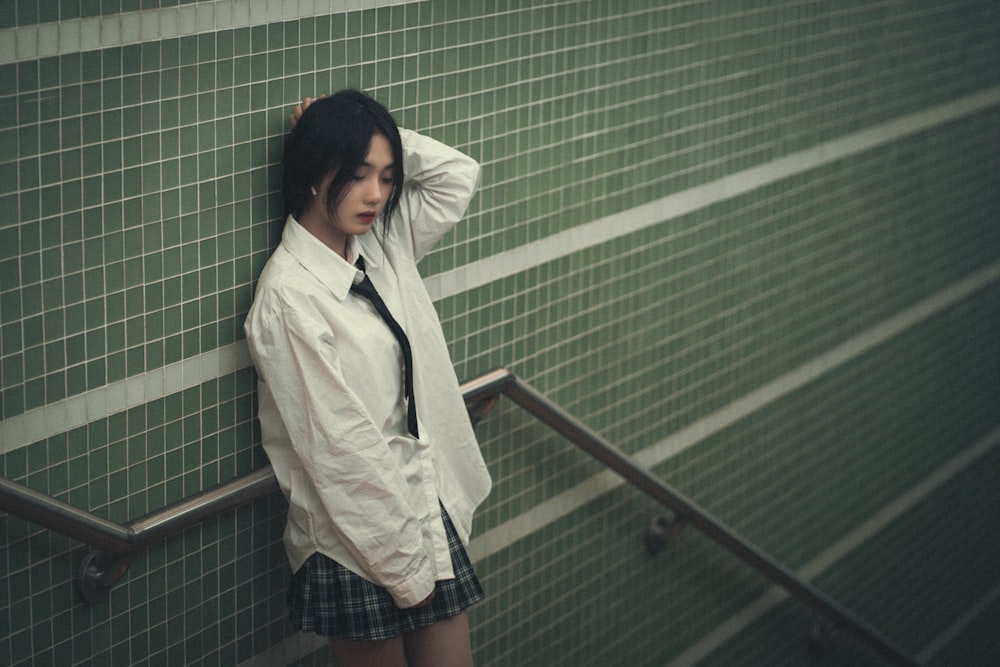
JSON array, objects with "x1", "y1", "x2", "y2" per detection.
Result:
[
  {"x1": 329, "y1": 635, "x2": 406, "y2": 667},
  {"x1": 403, "y1": 612, "x2": 473, "y2": 667}
]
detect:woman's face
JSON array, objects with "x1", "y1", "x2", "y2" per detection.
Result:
[{"x1": 302, "y1": 132, "x2": 396, "y2": 258}]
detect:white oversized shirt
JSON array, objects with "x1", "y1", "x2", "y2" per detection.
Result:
[{"x1": 244, "y1": 129, "x2": 492, "y2": 608}]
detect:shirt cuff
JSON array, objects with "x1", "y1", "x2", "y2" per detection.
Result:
[{"x1": 389, "y1": 563, "x2": 437, "y2": 608}]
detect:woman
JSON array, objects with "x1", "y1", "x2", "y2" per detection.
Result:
[{"x1": 244, "y1": 90, "x2": 492, "y2": 667}]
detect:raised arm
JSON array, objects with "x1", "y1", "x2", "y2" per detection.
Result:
[
  {"x1": 287, "y1": 96, "x2": 481, "y2": 260},
  {"x1": 395, "y1": 128, "x2": 481, "y2": 261}
]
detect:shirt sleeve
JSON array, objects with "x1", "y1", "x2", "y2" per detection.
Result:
[
  {"x1": 246, "y1": 294, "x2": 436, "y2": 608},
  {"x1": 394, "y1": 128, "x2": 481, "y2": 262}
]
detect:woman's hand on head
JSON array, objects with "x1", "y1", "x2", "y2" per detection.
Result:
[{"x1": 289, "y1": 95, "x2": 326, "y2": 128}]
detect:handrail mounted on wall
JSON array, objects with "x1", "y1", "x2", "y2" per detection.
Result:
[
  {"x1": 0, "y1": 467, "x2": 278, "y2": 603},
  {"x1": 0, "y1": 368, "x2": 921, "y2": 664}
]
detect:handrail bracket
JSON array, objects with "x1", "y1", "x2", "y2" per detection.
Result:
[
  {"x1": 77, "y1": 550, "x2": 133, "y2": 605},
  {"x1": 645, "y1": 513, "x2": 689, "y2": 555}
]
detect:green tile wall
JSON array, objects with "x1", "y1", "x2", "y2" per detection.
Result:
[{"x1": 2, "y1": 1, "x2": 999, "y2": 666}]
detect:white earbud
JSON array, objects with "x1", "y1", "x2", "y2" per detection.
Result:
[{"x1": 310, "y1": 186, "x2": 318, "y2": 196}]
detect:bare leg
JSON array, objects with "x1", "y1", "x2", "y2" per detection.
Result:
[
  {"x1": 403, "y1": 612, "x2": 474, "y2": 667},
  {"x1": 329, "y1": 636, "x2": 406, "y2": 667}
]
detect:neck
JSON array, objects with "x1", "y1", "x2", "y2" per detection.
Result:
[{"x1": 297, "y1": 211, "x2": 350, "y2": 260}]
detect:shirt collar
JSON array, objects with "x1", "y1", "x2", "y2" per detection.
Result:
[{"x1": 281, "y1": 215, "x2": 380, "y2": 300}]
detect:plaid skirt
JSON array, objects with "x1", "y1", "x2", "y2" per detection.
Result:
[{"x1": 288, "y1": 507, "x2": 484, "y2": 641}]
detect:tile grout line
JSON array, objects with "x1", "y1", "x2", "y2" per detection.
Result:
[
  {"x1": 466, "y1": 261, "x2": 1000, "y2": 563},
  {"x1": 1, "y1": 87, "x2": 998, "y2": 453},
  {"x1": 245, "y1": 422, "x2": 1000, "y2": 667},
  {"x1": 0, "y1": 0, "x2": 418, "y2": 66},
  {"x1": 664, "y1": 423, "x2": 1000, "y2": 667},
  {"x1": 422, "y1": 85, "x2": 1000, "y2": 299}
]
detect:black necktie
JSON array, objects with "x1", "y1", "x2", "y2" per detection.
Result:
[{"x1": 350, "y1": 258, "x2": 419, "y2": 438}]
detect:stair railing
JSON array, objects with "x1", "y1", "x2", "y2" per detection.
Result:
[{"x1": 0, "y1": 368, "x2": 921, "y2": 665}]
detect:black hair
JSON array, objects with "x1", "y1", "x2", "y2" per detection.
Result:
[{"x1": 282, "y1": 90, "x2": 404, "y2": 233}]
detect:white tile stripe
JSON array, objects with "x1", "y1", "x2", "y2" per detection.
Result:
[
  {"x1": 0, "y1": 0, "x2": 417, "y2": 66},
  {"x1": 664, "y1": 423, "x2": 1000, "y2": 667},
  {"x1": 0, "y1": 339, "x2": 253, "y2": 453},
  {"x1": 242, "y1": 422, "x2": 1000, "y2": 667},
  {"x1": 422, "y1": 85, "x2": 1000, "y2": 299},
  {"x1": 465, "y1": 259, "x2": 1000, "y2": 563},
  {"x1": 1, "y1": 86, "x2": 998, "y2": 453},
  {"x1": 917, "y1": 582, "x2": 1000, "y2": 663}
]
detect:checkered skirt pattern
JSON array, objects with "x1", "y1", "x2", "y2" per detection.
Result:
[{"x1": 287, "y1": 508, "x2": 484, "y2": 641}]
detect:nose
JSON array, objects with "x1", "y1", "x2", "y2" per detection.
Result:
[{"x1": 363, "y1": 175, "x2": 383, "y2": 205}]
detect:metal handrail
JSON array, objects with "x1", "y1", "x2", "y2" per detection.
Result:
[
  {"x1": 0, "y1": 367, "x2": 921, "y2": 664},
  {"x1": 0, "y1": 465, "x2": 280, "y2": 603},
  {"x1": 488, "y1": 370, "x2": 922, "y2": 667},
  {"x1": 0, "y1": 466, "x2": 278, "y2": 557}
]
